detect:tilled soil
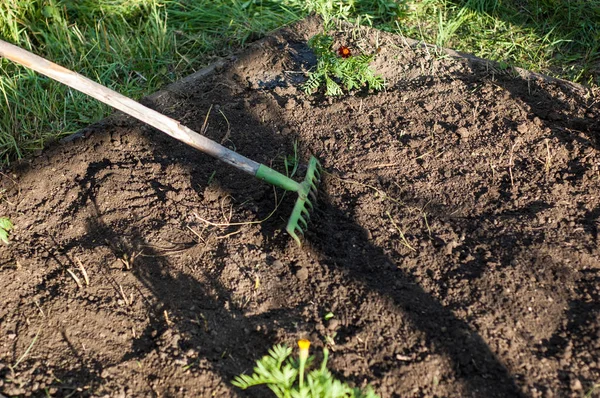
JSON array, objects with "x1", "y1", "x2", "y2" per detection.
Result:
[{"x1": 1, "y1": 16, "x2": 599, "y2": 398}]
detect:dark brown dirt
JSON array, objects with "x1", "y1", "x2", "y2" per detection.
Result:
[{"x1": 1, "y1": 17, "x2": 600, "y2": 398}]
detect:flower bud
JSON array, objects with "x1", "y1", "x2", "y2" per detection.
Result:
[{"x1": 298, "y1": 339, "x2": 310, "y2": 361}]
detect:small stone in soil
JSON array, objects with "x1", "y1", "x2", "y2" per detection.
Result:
[
  {"x1": 327, "y1": 319, "x2": 340, "y2": 331},
  {"x1": 456, "y1": 127, "x2": 470, "y2": 139},
  {"x1": 295, "y1": 266, "x2": 309, "y2": 281},
  {"x1": 285, "y1": 98, "x2": 297, "y2": 109},
  {"x1": 272, "y1": 260, "x2": 283, "y2": 268}
]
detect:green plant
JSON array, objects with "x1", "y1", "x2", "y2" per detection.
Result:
[
  {"x1": 0, "y1": 217, "x2": 13, "y2": 244},
  {"x1": 304, "y1": 34, "x2": 385, "y2": 96},
  {"x1": 284, "y1": 141, "x2": 300, "y2": 178},
  {"x1": 232, "y1": 339, "x2": 379, "y2": 398},
  {"x1": 393, "y1": 0, "x2": 600, "y2": 86}
]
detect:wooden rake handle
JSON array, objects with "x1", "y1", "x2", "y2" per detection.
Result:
[{"x1": 0, "y1": 39, "x2": 260, "y2": 175}]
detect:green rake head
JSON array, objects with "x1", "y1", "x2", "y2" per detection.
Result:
[
  {"x1": 255, "y1": 156, "x2": 322, "y2": 247},
  {"x1": 285, "y1": 156, "x2": 321, "y2": 246}
]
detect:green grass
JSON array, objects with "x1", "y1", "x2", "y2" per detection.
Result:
[
  {"x1": 394, "y1": 0, "x2": 600, "y2": 85},
  {"x1": 0, "y1": 0, "x2": 598, "y2": 164},
  {"x1": 0, "y1": 0, "x2": 305, "y2": 163}
]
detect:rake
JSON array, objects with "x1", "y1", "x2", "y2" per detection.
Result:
[{"x1": 0, "y1": 39, "x2": 320, "y2": 246}]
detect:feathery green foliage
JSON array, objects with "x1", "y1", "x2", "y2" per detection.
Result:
[
  {"x1": 304, "y1": 34, "x2": 385, "y2": 96},
  {"x1": 232, "y1": 345, "x2": 298, "y2": 395},
  {"x1": 232, "y1": 343, "x2": 379, "y2": 398}
]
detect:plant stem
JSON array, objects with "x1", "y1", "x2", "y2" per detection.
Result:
[
  {"x1": 297, "y1": 339, "x2": 310, "y2": 388},
  {"x1": 299, "y1": 357, "x2": 306, "y2": 388}
]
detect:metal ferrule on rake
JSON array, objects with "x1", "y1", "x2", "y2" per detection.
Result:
[{"x1": 255, "y1": 156, "x2": 321, "y2": 246}]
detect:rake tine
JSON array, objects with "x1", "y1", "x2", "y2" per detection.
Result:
[
  {"x1": 304, "y1": 199, "x2": 314, "y2": 211},
  {"x1": 297, "y1": 215, "x2": 308, "y2": 228},
  {"x1": 301, "y1": 206, "x2": 311, "y2": 219},
  {"x1": 288, "y1": 231, "x2": 301, "y2": 247},
  {"x1": 283, "y1": 156, "x2": 322, "y2": 246}
]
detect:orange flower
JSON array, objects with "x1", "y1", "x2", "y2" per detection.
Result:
[
  {"x1": 337, "y1": 46, "x2": 352, "y2": 58},
  {"x1": 298, "y1": 339, "x2": 310, "y2": 361}
]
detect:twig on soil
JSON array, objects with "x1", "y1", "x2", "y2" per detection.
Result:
[
  {"x1": 216, "y1": 228, "x2": 245, "y2": 240},
  {"x1": 164, "y1": 310, "x2": 173, "y2": 327},
  {"x1": 33, "y1": 300, "x2": 46, "y2": 318},
  {"x1": 200, "y1": 104, "x2": 212, "y2": 135},
  {"x1": 119, "y1": 251, "x2": 141, "y2": 270},
  {"x1": 221, "y1": 196, "x2": 234, "y2": 224},
  {"x1": 193, "y1": 212, "x2": 265, "y2": 228},
  {"x1": 422, "y1": 212, "x2": 432, "y2": 239},
  {"x1": 192, "y1": 189, "x2": 283, "y2": 239},
  {"x1": 415, "y1": 150, "x2": 434, "y2": 160},
  {"x1": 66, "y1": 269, "x2": 83, "y2": 289},
  {"x1": 585, "y1": 382, "x2": 600, "y2": 398},
  {"x1": 117, "y1": 284, "x2": 132, "y2": 306},
  {"x1": 581, "y1": 147, "x2": 597, "y2": 161},
  {"x1": 139, "y1": 237, "x2": 201, "y2": 257},
  {"x1": 186, "y1": 224, "x2": 207, "y2": 244},
  {"x1": 365, "y1": 162, "x2": 400, "y2": 170},
  {"x1": 386, "y1": 211, "x2": 417, "y2": 252},
  {"x1": 75, "y1": 257, "x2": 90, "y2": 286},
  {"x1": 139, "y1": 246, "x2": 193, "y2": 257},
  {"x1": 508, "y1": 139, "x2": 520, "y2": 189},
  {"x1": 544, "y1": 139, "x2": 552, "y2": 175},
  {"x1": 218, "y1": 108, "x2": 231, "y2": 145},
  {"x1": 192, "y1": 212, "x2": 252, "y2": 240},
  {"x1": 489, "y1": 160, "x2": 497, "y2": 180},
  {"x1": 191, "y1": 313, "x2": 209, "y2": 332},
  {"x1": 325, "y1": 171, "x2": 403, "y2": 206},
  {"x1": 356, "y1": 335, "x2": 369, "y2": 352},
  {"x1": 12, "y1": 327, "x2": 42, "y2": 368}
]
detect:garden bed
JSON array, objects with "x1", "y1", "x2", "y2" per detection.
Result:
[{"x1": 1, "y1": 17, "x2": 599, "y2": 397}]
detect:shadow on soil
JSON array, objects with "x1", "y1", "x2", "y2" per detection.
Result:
[
  {"x1": 129, "y1": 47, "x2": 524, "y2": 396},
  {"x1": 35, "y1": 199, "x2": 292, "y2": 397},
  {"x1": 305, "y1": 200, "x2": 524, "y2": 396},
  {"x1": 46, "y1": 124, "x2": 523, "y2": 397},
  {"x1": 9, "y1": 33, "x2": 598, "y2": 396}
]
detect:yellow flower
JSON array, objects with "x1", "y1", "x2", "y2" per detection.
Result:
[{"x1": 298, "y1": 339, "x2": 310, "y2": 361}]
